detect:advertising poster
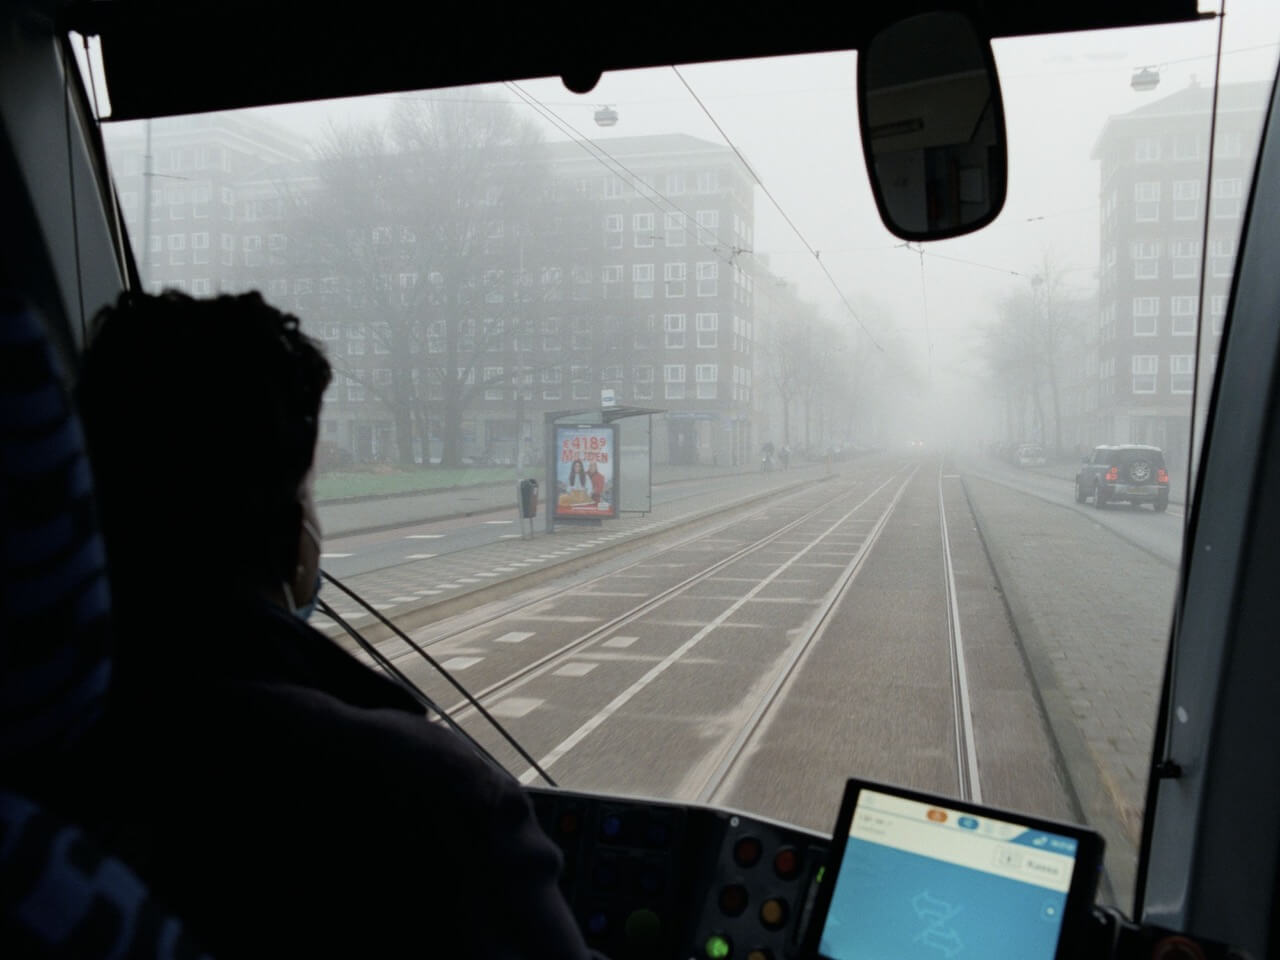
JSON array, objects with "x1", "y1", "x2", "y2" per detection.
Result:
[{"x1": 555, "y1": 425, "x2": 616, "y2": 519}]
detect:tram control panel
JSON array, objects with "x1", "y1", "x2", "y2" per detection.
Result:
[{"x1": 526, "y1": 786, "x2": 829, "y2": 960}]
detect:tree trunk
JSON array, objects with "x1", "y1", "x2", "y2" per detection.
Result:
[{"x1": 1047, "y1": 359, "x2": 1064, "y2": 458}]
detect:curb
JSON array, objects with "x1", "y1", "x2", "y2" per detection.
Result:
[
  {"x1": 324, "y1": 471, "x2": 836, "y2": 649},
  {"x1": 319, "y1": 465, "x2": 828, "y2": 539},
  {"x1": 960, "y1": 473, "x2": 1135, "y2": 910}
]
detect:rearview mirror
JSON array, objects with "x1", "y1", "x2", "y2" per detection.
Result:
[{"x1": 858, "y1": 11, "x2": 1007, "y2": 240}]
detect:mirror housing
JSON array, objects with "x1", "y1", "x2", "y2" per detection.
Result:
[{"x1": 857, "y1": 11, "x2": 1008, "y2": 241}]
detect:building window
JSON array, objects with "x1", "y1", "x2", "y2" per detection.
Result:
[
  {"x1": 664, "y1": 313, "x2": 686, "y2": 348},
  {"x1": 1133, "y1": 297, "x2": 1159, "y2": 336},
  {"x1": 483, "y1": 366, "x2": 505, "y2": 400},
  {"x1": 1173, "y1": 180, "x2": 1200, "y2": 221},
  {"x1": 1134, "y1": 182, "x2": 1160, "y2": 222},
  {"x1": 602, "y1": 264, "x2": 624, "y2": 299},
  {"x1": 348, "y1": 340, "x2": 366, "y2": 356},
  {"x1": 696, "y1": 312, "x2": 718, "y2": 348},
  {"x1": 1170, "y1": 238, "x2": 1200, "y2": 279},
  {"x1": 633, "y1": 365, "x2": 653, "y2": 383},
  {"x1": 665, "y1": 172, "x2": 686, "y2": 195},
  {"x1": 1170, "y1": 355, "x2": 1194, "y2": 394},
  {"x1": 1134, "y1": 137, "x2": 1161, "y2": 162},
  {"x1": 1212, "y1": 178, "x2": 1243, "y2": 218},
  {"x1": 1171, "y1": 296, "x2": 1197, "y2": 335},
  {"x1": 1132, "y1": 240, "x2": 1160, "y2": 279},
  {"x1": 664, "y1": 364, "x2": 686, "y2": 400},
  {"x1": 697, "y1": 261, "x2": 718, "y2": 297},
  {"x1": 191, "y1": 278, "x2": 210, "y2": 295},
  {"x1": 1132, "y1": 355, "x2": 1158, "y2": 393},
  {"x1": 603, "y1": 176, "x2": 626, "y2": 198},
  {"x1": 695, "y1": 363, "x2": 718, "y2": 400},
  {"x1": 696, "y1": 209, "x2": 720, "y2": 231},
  {"x1": 664, "y1": 262, "x2": 686, "y2": 297},
  {"x1": 633, "y1": 212, "x2": 655, "y2": 249},
  {"x1": 1211, "y1": 237, "x2": 1236, "y2": 278},
  {"x1": 634, "y1": 263, "x2": 654, "y2": 299},
  {"x1": 1210, "y1": 295, "x2": 1227, "y2": 335},
  {"x1": 1215, "y1": 131, "x2": 1242, "y2": 159},
  {"x1": 347, "y1": 382, "x2": 365, "y2": 402},
  {"x1": 696, "y1": 170, "x2": 719, "y2": 193},
  {"x1": 665, "y1": 212, "x2": 686, "y2": 247}
]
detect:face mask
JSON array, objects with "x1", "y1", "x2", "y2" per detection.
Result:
[{"x1": 290, "y1": 518, "x2": 324, "y2": 622}]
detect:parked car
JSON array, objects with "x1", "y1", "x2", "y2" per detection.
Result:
[
  {"x1": 1074, "y1": 444, "x2": 1170, "y2": 511},
  {"x1": 1015, "y1": 444, "x2": 1047, "y2": 467}
]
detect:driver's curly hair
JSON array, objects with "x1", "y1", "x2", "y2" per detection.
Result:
[{"x1": 76, "y1": 290, "x2": 331, "y2": 606}]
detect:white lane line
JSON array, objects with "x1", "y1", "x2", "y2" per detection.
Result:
[
  {"x1": 602, "y1": 636, "x2": 638, "y2": 649},
  {"x1": 456, "y1": 577, "x2": 482, "y2": 584},
  {"x1": 442, "y1": 656, "x2": 482, "y2": 670},
  {"x1": 499, "y1": 534, "x2": 521, "y2": 539},
  {"x1": 406, "y1": 534, "x2": 446, "y2": 540},
  {"x1": 474, "y1": 572, "x2": 498, "y2": 578},
  {"x1": 494, "y1": 631, "x2": 535, "y2": 644},
  {"x1": 389, "y1": 595, "x2": 419, "y2": 603},
  {"x1": 582, "y1": 592, "x2": 649, "y2": 598},
  {"x1": 321, "y1": 552, "x2": 353, "y2": 559},
  {"x1": 490, "y1": 697, "x2": 543, "y2": 718},
  {"x1": 484, "y1": 520, "x2": 515, "y2": 525},
  {"x1": 552, "y1": 662, "x2": 598, "y2": 678},
  {"x1": 437, "y1": 583, "x2": 461, "y2": 589},
  {"x1": 517, "y1": 470, "x2": 902, "y2": 786},
  {"x1": 371, "y1": 603, "x2": 394, "y2": 610},
  {"x1": 405, "y1": 553, "x2": 438, "y2": 560},
  {"x1": 494, "y1": 566, "x2": 518, "y2": 572},
  {"x1": 520, "y1": 615, "x2": 601, "y2": 623},
  {"x1": 417, "y1": 589, "x2": 443, "y2": 596}
]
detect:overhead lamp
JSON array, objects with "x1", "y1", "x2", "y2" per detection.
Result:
[
  {"x1": 1131, "y1": 67, "x2": 1160, "y2": 93},
  {"x1": 594, "y1": 105, "x2": 618, "y2": 127}
]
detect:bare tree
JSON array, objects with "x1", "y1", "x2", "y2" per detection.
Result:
[{"x1": 290, "y1": 93, "x2": 554, "y2": 466}]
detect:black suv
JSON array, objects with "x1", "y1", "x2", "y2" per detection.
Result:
[{"x1": 1075, "y1": 445, "x2": 1170, "y2": 511}]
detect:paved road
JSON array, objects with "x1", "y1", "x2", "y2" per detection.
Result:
[{"x1": 328, "y1": 450, "x2": 1177, "y2": 911}]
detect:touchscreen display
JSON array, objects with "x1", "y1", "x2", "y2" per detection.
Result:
[{"x1": 818, "y1": 788, "x2": 1081, "y2": 960}]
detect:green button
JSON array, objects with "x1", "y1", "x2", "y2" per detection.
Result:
[{"x1": 705, "y1": 934, "x2": 732, "y2": 959}]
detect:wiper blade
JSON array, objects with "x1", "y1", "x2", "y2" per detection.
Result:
[{"x1": 319, "y1": 570, "x2": 557, "y2": 787}]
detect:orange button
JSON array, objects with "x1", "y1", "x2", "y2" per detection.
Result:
[
  {"x1": 927, "y1": 808, "x2": 948, "y2": 823},
  {"x1": 759, "y1": 898, "x2": 788, "y2": 930}
]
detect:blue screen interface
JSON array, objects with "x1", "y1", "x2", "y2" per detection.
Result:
[{"x1": 818, "y1": 790, "x2": 1080, "y2": 960}]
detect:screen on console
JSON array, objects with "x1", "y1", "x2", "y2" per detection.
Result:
[{"x1": 817, "y1": 788, "x2": 1082, "y2": 960}]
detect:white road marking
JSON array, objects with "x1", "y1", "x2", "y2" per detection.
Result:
[
  {"x1": 456, "y1": 577, "x2": 482, "y2": 584},
  {"x1": 582, "y1": 592, "x2": 649, "y2": 598},
  {"x1": 320, "y1": 552, "x2": 353, "y2": 559},
  {"x1": 442, "y1": 656, "x2": 482, "y2": 670},
  {"x1": 490, "y1": 697, "x2": 543, "y2": 718},
  {"x1": 494, "y1": 631, "x2": 535, "y2": 644},
  {"x1": 436, "y1": 583, "x2": 460, "y2": 589},
  {"x1": 405, "y1": 553, "x2": 438, "y2": 560},
  {"x1": 389, "y1": 596, "x2": 419, "y2": 603},
  {"x1": 552, "y1": 662, "x2": 598, "y2": 677},
  {"x1": 406, "y1": 534, "x2": 446, "y2": 540},
  {"x1": 484, "y1": 520, "x2": 515, "y2": 525},
  {"x1": 417, "y1": 589, "x2": 443, "y2": 596},
  {"x1": 520, "y1": 615, "x2": 601, "y2": 623},
  {"x1": 602, "y1": 636, "x2": 638, "y2": 648},
  {"x1": 474, "y1": 572, "x2": 498, "y2": 578},
  {"x1": 499, "y1": 534, "x2": 521, "y2": 539}
]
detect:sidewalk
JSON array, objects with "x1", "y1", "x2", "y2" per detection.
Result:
[
  {"x1": 318, "y1": 461, "x2": 797, "y2": 537},
  {"x1": 316, "y1": 462, "x2": 832, "y2": 647}
]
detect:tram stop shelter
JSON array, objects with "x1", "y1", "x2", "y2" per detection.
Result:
[{"x1": 543, "y1": 406, "x2": 662, "y2": 533}]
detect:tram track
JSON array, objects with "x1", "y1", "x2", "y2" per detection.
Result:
[{"x1": 443, "y1": 470, "x2": 908, "y2": 729}]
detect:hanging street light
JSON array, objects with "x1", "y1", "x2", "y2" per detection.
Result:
[
  {"x1": 594, "y1": 105, "x2": 618, "y2": 127},
  {"x1": 1131, "y1": 67, "x2": 1160, "y2": 93}
]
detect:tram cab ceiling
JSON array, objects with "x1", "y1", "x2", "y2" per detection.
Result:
[{"x1": 79, "y1": 1, "x2": 1201, "y2": 123}]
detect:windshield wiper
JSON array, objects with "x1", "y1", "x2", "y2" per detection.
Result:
[{"x1": 318, "y1": 571, "x2": 557, "y2": 787}]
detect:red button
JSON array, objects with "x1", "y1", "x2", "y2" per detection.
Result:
[
  {"x1": 734, "y1": 837, "x2": 762, "y2": 868},
  {"x1": 773, "y1": 848, "x2": 799, "y2": 879}
]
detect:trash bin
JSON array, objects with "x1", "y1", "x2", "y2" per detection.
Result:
[{"x1": 519, "y1": 478, "x2": 538, "y2": 519}]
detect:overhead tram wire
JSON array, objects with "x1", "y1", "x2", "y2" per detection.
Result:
[
  {"x1": 503, "y1": 81, "x2": 745, "y2": 266},
  {"x1": 670, "y1": 66, "x2": 885, "y2": 355}
]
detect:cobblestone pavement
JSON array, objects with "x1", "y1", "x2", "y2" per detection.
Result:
[{"x1": 961, "y1": 471, "x2": 1177, "y2": 908}]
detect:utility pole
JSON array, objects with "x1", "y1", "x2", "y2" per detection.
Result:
[{"x1": 140, "y1": 119, "x2": 153, "y2": 288}]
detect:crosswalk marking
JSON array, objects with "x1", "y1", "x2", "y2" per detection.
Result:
[
  {"x1": 552, "y1": 662, "x2": 597, "y2": 677},
  {"x1": 490, "y1": 697, "x2": 542, "y2": 718},
  {"x1": 405, "y1": 553, "x2": 437, "y2": 560},
  {"x1": 602, "y1": 636, "x2": 638, "y2": 649},
  {"x1": 494, "y1": 631, "x2": 535, "y2": 644},
  {"x1": 320, "y1": 552, "x2": 353, "y2": 559},
  {"x1": 441, "y1": 656, "x2": 482, "y2": 670},
  {"x1": 406, "y1": 534, "x2": 446, "y2": 540}
]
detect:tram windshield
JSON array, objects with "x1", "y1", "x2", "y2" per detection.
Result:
[{"x1": 86, "y1": 1, "x2": 1280, "y2": 910}]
